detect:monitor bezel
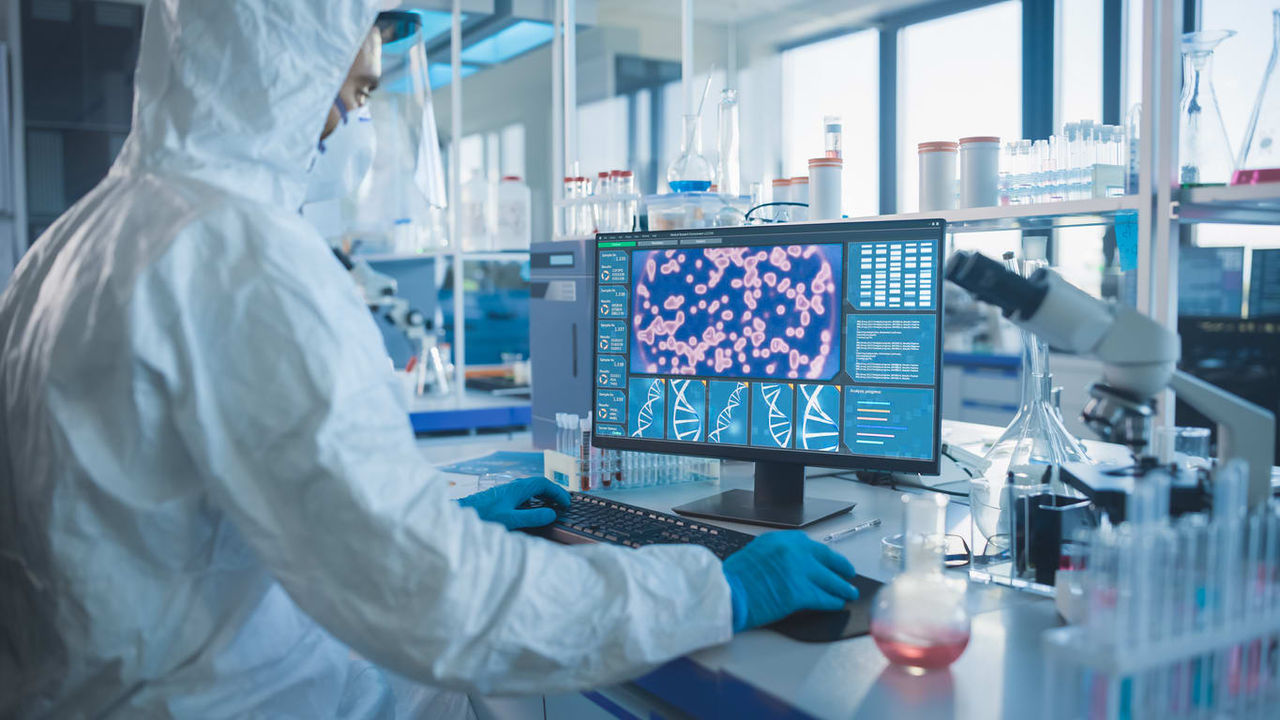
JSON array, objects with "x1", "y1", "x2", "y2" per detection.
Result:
[{"x1": 591, "y1": 218, "x2": 945, "y2": 476}]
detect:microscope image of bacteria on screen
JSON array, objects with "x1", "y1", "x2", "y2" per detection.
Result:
[{"x1": 626, "y1": 245, "x2": 843, "y2": 453}]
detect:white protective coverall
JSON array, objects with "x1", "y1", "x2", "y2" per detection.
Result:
[{"x1": 0, "y1": 0, "x2": 732, "y2": 716}]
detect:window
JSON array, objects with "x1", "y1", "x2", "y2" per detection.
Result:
[
  {"x1": 577, "y1": 96, "x2": 630, "y2": 178},
  {"x1": 1059, "y1": 0, "x2": 1104, "y2": 124},
  {"x1": 899, "y1": 2, "x2": 1023, "y2": 212},
  {"x1": 1125, "y1": 0, "x2": 1143, "y2": 112},
  {"x1": 781, "y1": 30, "x2": 879, "y2": 218}
]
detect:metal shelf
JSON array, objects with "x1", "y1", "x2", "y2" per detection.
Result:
[
  {"x1": 358, "y1": 250, "x2": 531, "y2": 264},
  {"x1": 1177, "y1": 184, "x2": 1280, "y2": 225},
  {"x1": 840, "y1": 196, "x2": 1141, "y2": 234}
]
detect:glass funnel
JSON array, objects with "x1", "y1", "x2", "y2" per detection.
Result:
[
  {"x1": 971, "y1": 259, "x2": 1089, "y2": 564},
  {"x1": 1179, "y1": 30, "x2": 1236, "y2": 187},
  {"x1": 870, "y1": 494, "x2": 971, "y2": 672},
  {"x1": 667, "y1": 114, "x2": 716, "y2": 193},
  {"x1": 1236, "y1": 11, "x2": 1280, "y2": 185}
]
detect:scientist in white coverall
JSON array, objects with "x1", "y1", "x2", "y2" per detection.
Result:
[{"x1": 0, "y1": 1, "x2": 860, "y2": 717}]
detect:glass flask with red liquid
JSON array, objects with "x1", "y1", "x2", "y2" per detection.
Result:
[
  {"x1": 870, "y1": 494, "x2": 971, "y2": 672},
  {"x1": 1236, "y1": 11, "x2": 1280, "y2": 185}
]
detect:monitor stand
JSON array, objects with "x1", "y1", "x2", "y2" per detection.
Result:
[{"x1": 671, "y1": 461, "x2": 855, "y2": 529}]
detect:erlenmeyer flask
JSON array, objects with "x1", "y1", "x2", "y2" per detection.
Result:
[
  {"x1": 971, "y1": 259, "x2": 1089, "y2": 553},
  {"x1": 1236, "y1": 11, "x2": 1280, "y2": 185},
  {"x1": 1179, "y1": 30, "x2": 1236, "y2": 187}
]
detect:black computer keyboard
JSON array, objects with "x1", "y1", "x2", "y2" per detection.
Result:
[{"x1": 524, "y1": 491, "x2": 754, "y2": 560}]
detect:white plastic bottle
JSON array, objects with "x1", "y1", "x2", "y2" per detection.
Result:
[
  {"x1": 496, "y1": 175, "x2": 531, "y2": 249},
  {"x1": 460, "y1": 172, "x2": 492, "y2": 251}
]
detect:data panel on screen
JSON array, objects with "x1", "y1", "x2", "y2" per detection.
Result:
[{"x1": 592, "y1": 222, "x2": 942, "y2": 467}]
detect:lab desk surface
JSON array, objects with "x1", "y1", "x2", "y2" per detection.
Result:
[{"x1": 420, "y1": 422, "x2": 1116, "y2": 719}]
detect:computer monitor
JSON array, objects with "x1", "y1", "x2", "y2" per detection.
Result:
[
  {"x1": 591, "y1": 219, "x2": 945, "y2": 528},
  {"x1": 1249, "y1": 248, "x2": 1280, "y2": 318}
]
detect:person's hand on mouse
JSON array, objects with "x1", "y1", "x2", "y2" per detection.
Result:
[
  {"x1": 721, "y1": 531, "x2": 860, "y2": 631},
  {"x1": 458, "y1": 477, "x2": 571, "y2": 530}
]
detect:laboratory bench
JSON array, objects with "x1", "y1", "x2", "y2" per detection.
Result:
[
  {"x1": 408, "y1": 391, "x2": 530, "y2": 434},
  {"x1": 418, "y1": 422, "x2": 1131, "y2": 720}
]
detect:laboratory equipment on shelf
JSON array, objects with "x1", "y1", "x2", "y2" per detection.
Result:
[
  {"x1": 351, "y1": 11, "x2": 449, "y2": 254},
  {"x1": 546, "y1": 413, "x2": 721, "y2": 492},
  {"x1": 667, "y1": 114, "x2": 716, "y2": 192},
  {"x1": 1044, "y1": 466, "x2": 1280, "y2": 719},
  {"x1": 554, "y1": 170, "x2": 640, "y2": 238},
  {"x1": 946, "y1": 250, "x2": 1275, "y2": 508},
  {"x1": 808, "y1": 156, "x2": 842, "y2": 220},
  {"x1": 824, "y1": 115, "x2": 842, "y2": 158},
  {"x1": 1179, "y1": 30, "x2": 1236, "y2": 187},
  {"x1": 870, "y1": 494, "x2": 971, "y2": 671},
  {"x1": 959, "y1": 136, "x2": 1000, "y2": 208},
  {"x1": 495, "y1": 175, "x2": 530, "y2": 250},
  {"x1": 918, "y1": 141, "x2": 958, "y2": 211},
  {"x1": 460, "y1": 172, "x2": 493, "y2": 251},
  {"x1": 789, "y1": 177, "x2": 809, "y2": 220},
  {"x1": 1126, "y1": 104, "x2": 1142, "y2": 193},
  {"x1": 717, "y1": 90, "x2": 741, "y2": 196},
  {"x1": 1235, "y1": 10, "x2": 1280, "y2": 185},
  {"x1": 998, "y1": 121, "x2": 1126, "y2": 205},
  {"x1": 645, "y1": 191, "x2": 751, "y2": 230}
]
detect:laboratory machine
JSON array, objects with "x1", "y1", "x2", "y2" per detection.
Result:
[
  {"x1": 529, "y1": 237, "x2": 596, "y2": 448},
  {"x1": 591, "y1": 219, "x2": 947, "y2": 528}
]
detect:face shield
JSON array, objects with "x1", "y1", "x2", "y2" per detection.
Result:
[{"x1": 349, "y1": 10, "x2": 450, "y2": 254}]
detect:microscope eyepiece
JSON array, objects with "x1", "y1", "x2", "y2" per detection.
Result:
[{"x1": 944, "y1": 251, "x2": 1049, "y2": 321}]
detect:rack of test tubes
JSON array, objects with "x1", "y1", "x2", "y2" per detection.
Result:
[
  {"x1": 546, "y1": 413, "x2": 720, "y2": 492},
  {"x1": 999, "y1": 120, "x2": 1128, "y2": 206},
  {"x1": 1044, "y1": 462, "x2": 1280, "y2": 719}
]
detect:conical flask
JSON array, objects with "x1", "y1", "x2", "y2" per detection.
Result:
[
  {"x1": 1236, "y1": 11, "x2": 1280, "y2": 185},
  {"x1": 666, "y1": 115, "x2": 716, "y2": 193},
  {"x1": 971, "y1": 259, "x2": 1089, "y2": 546},
  {"x1": 1179, "y1": 30, "x2": 1236, "y2": 187}
]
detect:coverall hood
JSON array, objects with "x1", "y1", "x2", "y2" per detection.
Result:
[{"x1": 112, "y1": 0, "x2": 381, "y2": 208}]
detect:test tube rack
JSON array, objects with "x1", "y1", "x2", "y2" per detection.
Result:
[
  {"x1": 1043, "y1": 500, "x2": 1280, "y2": 719},
  {"x1": 542, "y1": 449, "x2": 719, "y2": 493}
]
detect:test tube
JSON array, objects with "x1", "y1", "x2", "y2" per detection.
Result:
[
  {"x1": 823, "y1": 115, "x2": 842, "y2": 158},
  {"x1": 579, "y1": 416, "x2": 592, "y2": 491},
  {"x1": 594, "y1": 171, "x2": 610, "y2": 233}
]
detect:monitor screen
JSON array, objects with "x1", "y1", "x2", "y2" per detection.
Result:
[
  {"x1": 592, "y1": 220, "x2": 945, "y2": 475},
  {"x1": 1249, "y1": 248, "x2": 1280, "y2": 318},
  {"x1": 1178, "y1": 245, "x2": 1244, "y2": 318}
]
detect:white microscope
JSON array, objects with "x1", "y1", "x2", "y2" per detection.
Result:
[
  {"x1": 946, "y1": 250, "x2": 1275, "y2": 509},
  {"x1": 332, "y1": 247, "x2": 452, "y2": 397}
]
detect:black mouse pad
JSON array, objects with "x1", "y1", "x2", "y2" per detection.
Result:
[{"x1": 765, "y1": 575, "x2": 884, "y2": 643}]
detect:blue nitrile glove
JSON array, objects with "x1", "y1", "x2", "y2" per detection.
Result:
[
  {"x1": 457, "y1": 477, "x2": 572, "y2": 530},
  {"x1": 721, "y1": 530, "x2": 860, "y2": 632}
]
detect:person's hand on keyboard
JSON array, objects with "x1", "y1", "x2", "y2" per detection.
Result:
[
  {"x1": 721, "y1": 531, "x2": 860, "y2": 632},
  {"x1": 458, "y1": 477, "x2": 572, "y2": 530}
]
